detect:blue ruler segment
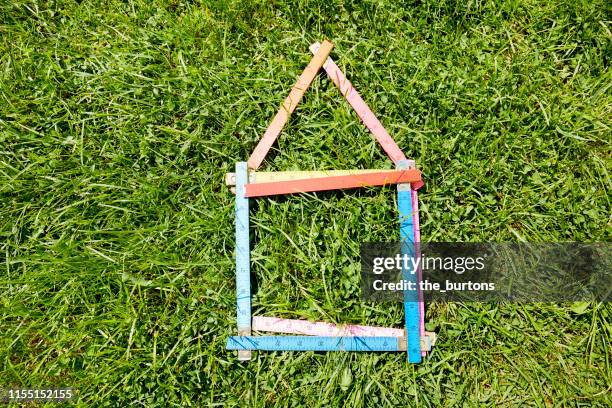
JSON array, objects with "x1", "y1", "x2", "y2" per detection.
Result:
[
  {"x1": 227, "y1": 336, "x2": 402, "y2": 351},
  {"x1": 397, "y1": 160, "x2": 422, "y2": 363},
  {"x1": 235, "y1": 162, "x2": 251, "y2": 343}
]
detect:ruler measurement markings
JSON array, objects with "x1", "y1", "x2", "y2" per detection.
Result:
[
  {"x1": 227, "y1": 336, "x2": 404, "y2": 352},
  {"x1": 411, "y1": 188, "x2": 427, "y2": 357},
  {"x1": 248, "y1": 40, "x2": 334, "y2": 170},
  {"x1": 244, "y1": 170, "x2": 421, "y2": 198},
  {"x1": 398, "y1": 159, "x2": 422, "y2": 363},
  {"x1": 252, "y1": 316, "x2": 404, "y2": 337},
  {"x1": 225, "y1": 169, "x2": 399, "y2": 186},
  {"x1": 251, "y1": 316, "x2": 435, "y2": 351},
  {"x1": 309, "y1": 42, "x2": 406, "y2": 165},
  {"x1": 235, "y1": 162, "x2": 252, "y2": 361}
]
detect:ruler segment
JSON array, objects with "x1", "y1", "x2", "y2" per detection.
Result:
[
  {"x1": 244, "y1": 169, "x2": 421, "y2": 198},
  {"x1": 227, "y1": 336, "x2": 403, "y2": 352},
  {"x1": 226, "y1": 169, "x2": 397, "y2": 186},
  {"x1": 397, "y1": 160, "x2": 422, "y2": 363},
  {"x1": 247, "y1": 40, "x2": 334, "y2": 170},
  {"x1": 252, "y1": 316, "x2": 404, "y2": 337},
  {"x1": 309, "y1": 42, "x2": 406, "y2": 165},
  {"x1": 411, "y1": 186, "x2": 427, "y2": 356},
  {"x1": 252, "y1": 316, "x2": 435, "y2": 351},
  {"x1": 235, "y1": 162, "x2": 252, "y2": 361}
]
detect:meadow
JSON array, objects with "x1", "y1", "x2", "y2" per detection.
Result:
[{"x1": 1, "y1": 0, "x2": 610, "y2": 406}]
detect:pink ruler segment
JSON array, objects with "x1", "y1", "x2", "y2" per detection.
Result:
[
  {"x1": 247, "y1": 40, "x2": 334, "y2": 170},
  {"x1": 252, "y1": 316, "x2": 404, "y2": 337},
  {"x1": 309, "y1": 42, "x2": 407, "y2": 166},
  {"x1": 411, "y1": 182, "x2": 426, "y2": 356}
]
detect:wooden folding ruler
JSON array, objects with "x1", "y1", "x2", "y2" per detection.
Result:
[{"x1": 226, "y1": 40, "x2": 435, "y2": 362}]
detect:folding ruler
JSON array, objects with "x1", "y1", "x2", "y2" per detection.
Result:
[{"x1": 226, "y1": 40, "x2": 435, "y2": 363}]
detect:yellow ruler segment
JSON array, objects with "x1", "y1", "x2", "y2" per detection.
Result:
[{"x1": 225, "y1": 169, "x2": 396, "y2": 186}]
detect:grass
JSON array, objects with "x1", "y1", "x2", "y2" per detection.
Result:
[{"x1": 0, "y1": 0, "x2": 610, "y2": 406}]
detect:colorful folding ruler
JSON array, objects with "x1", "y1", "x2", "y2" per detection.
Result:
[{"x1": 226, "y1": 40, "x2": 434, "y2": 362}]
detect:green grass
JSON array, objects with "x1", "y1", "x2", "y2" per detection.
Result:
[{"x1": 1, "y1": 0, "x2": 611, "y2": 406}]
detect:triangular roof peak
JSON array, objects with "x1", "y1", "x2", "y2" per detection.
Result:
[{"x1": 247, "y1": 40, "x2": 410, "y2": 172}]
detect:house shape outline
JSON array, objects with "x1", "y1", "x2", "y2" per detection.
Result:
[{"x1": 226, "y1": 40, "x2": 431, "y2": 363}]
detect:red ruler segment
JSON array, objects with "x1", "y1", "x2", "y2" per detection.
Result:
[{"x1": 244, "y1": 169, "x2": 421, "y2": 197}]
